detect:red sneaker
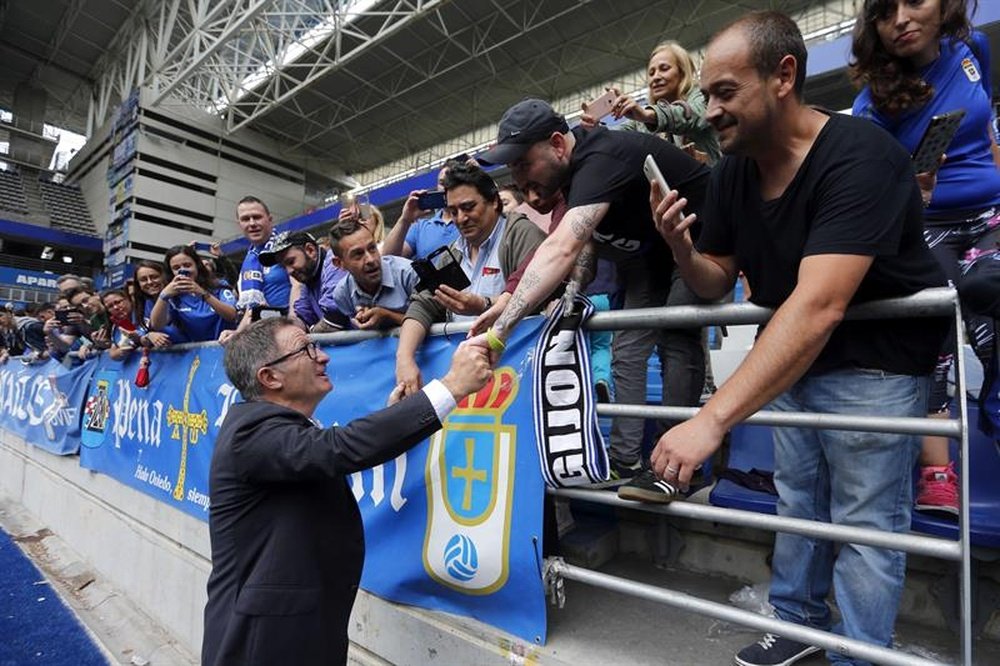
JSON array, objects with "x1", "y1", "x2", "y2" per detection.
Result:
[{"x1": 915, "y1": 462, "x2": 959, "y2": 516}]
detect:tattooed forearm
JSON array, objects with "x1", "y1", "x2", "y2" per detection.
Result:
[
  {"x1": 494, "y1": 203, "x2": 607, "y2": 339},
  {"x1": 495, "y1": 270, "x2": 541, "y2": 336},
  {"x1": 569, "y1": 241, "x2": 597, "y2": 287},
  {"x1": 568, "y1": 204, "x2": 605, "y2": 241}
]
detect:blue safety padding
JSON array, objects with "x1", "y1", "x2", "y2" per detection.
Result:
[
  {"x1": 910, "y1": 402, "x2": 1000, "y2": 548},
  {"x1": 709, "y1": 424, "x2": 777, "y2": 515}
]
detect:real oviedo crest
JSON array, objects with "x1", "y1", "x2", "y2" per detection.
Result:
[{"x1": 423, "y1": 368, "x2": 517, "y2": 595}]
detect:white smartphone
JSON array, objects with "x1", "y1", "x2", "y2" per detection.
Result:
[{"x1": 643, "y1": 154, "x2": 670, "y2": 194}]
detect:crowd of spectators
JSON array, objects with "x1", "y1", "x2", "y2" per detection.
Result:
[{"x1": 1, "y1": 4, "x2": 998, "y2": 664}]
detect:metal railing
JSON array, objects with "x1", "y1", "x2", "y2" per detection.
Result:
[
  {"x1": 136, "y1": 286, "x2": 974, "y2": 664},
  {"x1": 545, "y1": 286, "x2": 972, "y2": 666}
]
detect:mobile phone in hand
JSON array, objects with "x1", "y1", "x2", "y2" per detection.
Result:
[
  {"x1": 585, "y1": 89, "x2": 617, "y2": 120},
  {"x1": 643, "y1": 154, "x2": 670, "y2": 194},
  {"x1": 912, "y1": 109, "x2": 966, "y2": 174},
  {"x1": 417, "y1": 190, "x2": 447, "y2": 211}
]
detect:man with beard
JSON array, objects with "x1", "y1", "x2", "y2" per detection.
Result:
[
  {"x1": 474, "y1": 97, "x2": 711, "y2": 481},
  {"x1": 329, "y1": 218, "x2": 418, "y2": 330},
  {"x1": 259, "y1": 231, "x2": 349, "y2": 332}
]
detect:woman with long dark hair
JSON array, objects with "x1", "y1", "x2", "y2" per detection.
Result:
[
  {"x1": 149, "y1": 245, "x2": 238, "y2": 342},
  {"x1": 852, "y1": 0, "x2": 1000, "y2": 515}
]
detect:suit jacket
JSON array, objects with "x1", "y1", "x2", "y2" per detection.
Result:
[{"x1": 202, "y1": 393, "x2": 442, "y2": 666}]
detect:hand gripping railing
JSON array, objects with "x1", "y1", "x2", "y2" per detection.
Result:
[{"x1": 542, "y1": 286, "x2": 972, "y2": 666}]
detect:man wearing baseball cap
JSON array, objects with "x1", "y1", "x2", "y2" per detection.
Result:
[
  {"x1": 476, "y1": 97, "x2": 712, "y2": 482},
  {"x1": 259, "y1": 231, "x2": 350, "y2": 332}
]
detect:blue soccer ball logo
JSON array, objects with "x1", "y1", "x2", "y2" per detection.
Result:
[{"x1": 444, "y1": 534, "x2": 478, "y2": 582}]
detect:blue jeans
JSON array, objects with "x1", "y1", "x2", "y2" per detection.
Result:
[{"x1": 767, "y1": 368, "x2": 929, "y2": 666}]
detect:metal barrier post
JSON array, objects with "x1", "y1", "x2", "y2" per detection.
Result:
[{"x1": 954, "y1": 297, "x2": 973, "y2": 666}]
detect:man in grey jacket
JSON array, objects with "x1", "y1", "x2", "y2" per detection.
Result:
[
  {"x1": 394, "y1": 162, "x2": 546, "y2": 397},
  {"x1": 203, "y1": 317, "x2": 492, "y2": 665}
]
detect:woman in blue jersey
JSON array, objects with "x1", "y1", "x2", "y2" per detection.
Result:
[
  {"x1": 851, "y1": 0, "x2": 1000, "y2": 515},
  {"x1": 130, "y1": 260, "x2": 188, "y2": 343},
  {"x1": 150, "y1": 246, "x2": 238, "y2": 342}
]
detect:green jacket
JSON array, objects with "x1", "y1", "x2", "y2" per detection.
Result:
[{"x1": 618, "y1": 86, "x2": 721, "y2": 165}]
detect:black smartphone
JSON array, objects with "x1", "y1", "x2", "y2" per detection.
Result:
[
  {"x1": 417, "y1": 190, "x2": 447, "y2": 211},
  {"x1": 912, "y1": 109, "x2": 966, "y2": 174},
  {"x1": 250, "y1": 305, "x2": 288, "y2": 322},
  {"x1": 176, "y1": 268, "x2": 192, "y2": 277},
  {"x1": 55, "y1": 308, "x2": 82, "y2": 325},
  {"x1": 413, "y1": 246, "x2": 471, "y2": 293}
]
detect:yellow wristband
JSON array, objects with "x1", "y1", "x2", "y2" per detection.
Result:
[{"x1": 486, "y1": 327, "x2": 506, "y2": 353}]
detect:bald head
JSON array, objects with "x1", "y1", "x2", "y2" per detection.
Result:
[{"x1": 711, "y1": 11, "x2": 807, "y2": 100}]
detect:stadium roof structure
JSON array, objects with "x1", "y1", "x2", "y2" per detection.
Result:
[{"x1": 1, "y1": 0, "x2": 862, "y2": 185}]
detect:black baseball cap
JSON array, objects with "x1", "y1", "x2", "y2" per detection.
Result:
[
  {"x1": 478, "y1": 98, "x2": 569, "y2": 166},
  {"x1": 258, "y1": 231, "x2": 317, "y2": 266}
]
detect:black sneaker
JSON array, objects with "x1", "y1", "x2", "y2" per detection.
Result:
[
  {"x1": 617, "y1": 469, "x2": 681, "y2": 503},
  {"x1": 609, "y1": 457, "x2": 643, "y2": 481},
  {"x1": 734, "y1": 633, "x2": 820, "y2": 666},
  {"x1": 595, "y1": 380, "x2": 612, "y2": 403}
]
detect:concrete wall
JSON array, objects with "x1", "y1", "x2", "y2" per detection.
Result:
[{"x1": 0, "y1": 429, "x2": 211, "y2": 654}]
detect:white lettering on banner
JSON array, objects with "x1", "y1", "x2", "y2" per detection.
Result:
[
  {"x1": 135, "y1": 464, "x2": 150, "y2": 482},
  {"x1": 541, "y1": 329, "x2": 586, "y2": 483},
  {"x1": 15, "y1": 275, "x2": 59, "y2": 289},
  {"x1": 351, "y1": 452, "x2": 408, "y2": 512},
  {"x1": 0, "y1": 369, "x2": 76, "y2": 439},
  {"x1": 112, "y1": 379, "x2": 163, "y2": 449},
  {"x1": 214, "y1": 383, "x2": 240, "y2": 428},
  {"x1": 186, "y1": 487, "x2": 211, "y2": 511},
  {"x1": 148, "y1": 469, "x2": 172, "y2": 492}
]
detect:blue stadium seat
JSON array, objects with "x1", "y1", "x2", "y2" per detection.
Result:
[
  {"x1": 709, "y1": 407, "x2": 1000, "y2": 548},
  {"x1": 709, "y1": 424, "x2": 777, "y2": 514}
]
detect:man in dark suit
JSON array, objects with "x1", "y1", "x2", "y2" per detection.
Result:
[{"x1": 202, "y1": 317, "x2": 492, "y2": 665}]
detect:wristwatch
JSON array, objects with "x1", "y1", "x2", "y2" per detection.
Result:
[{"x1": 483, "y1": 295, "x2": 492, "y2": 310}]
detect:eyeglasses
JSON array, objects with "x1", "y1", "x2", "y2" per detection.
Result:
[{"x1": 262, "y1": 341, "x2": 320, "y2": 368}]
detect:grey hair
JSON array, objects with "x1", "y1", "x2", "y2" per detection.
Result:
[{"x1": 223, "y1": 317, "x2": 291, "y2": 401}]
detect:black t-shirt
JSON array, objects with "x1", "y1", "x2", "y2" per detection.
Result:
[
  {"x1": 696, "y1": 112, "x2": 948, "y2": 376},
  {"x1": 565, "y1": 126, "x2": 710, "y2": 257}
]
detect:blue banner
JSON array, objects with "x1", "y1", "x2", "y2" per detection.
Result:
[
  {"x1": 79, "y1": 351, "x2": 233, "y2": 520},
  {"x1": 70, "y1": 323, "x2": 548, "y2": 642},
  {"x1": 0, "y1": 357, "x2": 96, "y2": 455}
]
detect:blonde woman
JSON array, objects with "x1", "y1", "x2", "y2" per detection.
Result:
[{"x1": 582, "y1": 40, "x2": 720, "y2": 164}]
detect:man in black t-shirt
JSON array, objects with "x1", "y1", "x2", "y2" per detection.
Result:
[
  {"x1": 476, "y1": 98, "x2": 711, "y2": 475},
  {"x1": 632, "y1": 12, "x2": 947, "y2": 666}
]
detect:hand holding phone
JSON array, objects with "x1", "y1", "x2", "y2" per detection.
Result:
[{"x1": 912, "y1": 109, "x2": 965, "y2": 174}]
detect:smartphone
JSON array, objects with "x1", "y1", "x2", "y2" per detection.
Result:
[
  {"x1": 417, "y1": 190, "x2": 448, "y2": 211},
  {"x1": 413, "y1": 245, "x2": 471, "y2": 293},
  {"x1": 585, "y1": 89, "x2": 617, "y2": 120},
  {"x1": 177, "y1": 268, "x2": 192, "y2": 277},
  {"x1": 355, "y1": 193, "x2": 371, "y2": 219},
  {"x1": 55, "y1": 308, "x2": 82, "y2": 325},
  {"x1": 643, "y1": 154, "x2": 670, "y2": 194},
  {"x1": 251, "y1": 305, "x2": 289, "y2": 322},
  {"x1": 912, "y1": 109, "x2": 966, "y2": 174}
]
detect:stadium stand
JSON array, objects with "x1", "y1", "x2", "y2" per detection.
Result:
[
  {"x1": 0, "y1": 169, "x2": 29, "y2": 215},
  {"x1": 38, "y1": 179, "x2": 97, "y2": 236}
]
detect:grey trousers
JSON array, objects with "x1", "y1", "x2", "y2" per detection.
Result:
[{"x1": 609, "y1": 252, "x2": 706, "y2": 464}]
